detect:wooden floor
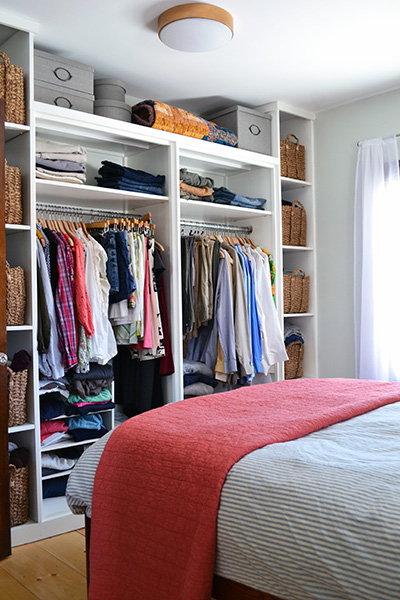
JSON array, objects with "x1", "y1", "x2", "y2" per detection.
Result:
[{"x1": 0, "y1": 530, "x2": 87, "y2": 600}]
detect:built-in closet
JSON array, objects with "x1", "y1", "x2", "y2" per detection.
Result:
[{"x1": 1, "y1": 14, "x2": 318, "y2": 549}]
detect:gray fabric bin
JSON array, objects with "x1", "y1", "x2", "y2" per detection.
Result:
[
  {"x1": 94, "y1": 78, "x2": 126, "y2": 102},
  {"x1": 35, "y1": 81, "x2": 94, "y2": 113},
  {"x1": 207, "y1": 105, "x2": 272, "y2": 155},
  {"x1": 34, "y1": 49, "x2": 94, "y2": 95},
  {"x1": 94, "y1": 99, "x2": 131, "y2": 122}
]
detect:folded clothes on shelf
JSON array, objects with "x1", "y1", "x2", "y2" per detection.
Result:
[
  {"x1": 95, "y1": 160, "x2": 165, "y2": 195},
  {"x1": 213, "y1": 186, "x2": 267, "y2": 209},
  {"x1": 36, "y1": 139, "x2": 87, "y2": 164},
  {"x1": 65, "y1": 387, "x2": 112, "y2": 405},
  {"x1": 35, "y1": 138, "x2": 88, "y2": 183},
  {"x1": 65, "y1": 400, "x2": 115, "y2": 416}
]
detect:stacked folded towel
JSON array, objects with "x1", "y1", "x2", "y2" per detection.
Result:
[
  {"x1": 36, "y1": 138, "x2": 87, "y2": 184},
  {"x1": 95, "y1": 160, "x2": 165, "y2": 195},
  {"x1": 180, "y1": 168, "x2": 214, "y2": 202}
]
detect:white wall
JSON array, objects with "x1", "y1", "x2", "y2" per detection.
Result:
[{"x1": 315, "y1": 88, "x2": 400, "y2": 377}]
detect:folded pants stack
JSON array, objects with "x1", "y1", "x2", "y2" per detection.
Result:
[{"x1": 95, "y1": 160, "x2": 165, "y2": 195}]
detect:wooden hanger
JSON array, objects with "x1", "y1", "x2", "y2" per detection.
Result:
[
  {"x1": 86, "y1": 220, "x2": 110, "y2": 230},
  {"x1": 79, "y1": 221, "x2": 90, "y2": 238}
]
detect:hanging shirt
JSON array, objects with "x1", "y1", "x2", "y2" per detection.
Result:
[
  {"x1": 252, "y1": 247, "x2": 288, "y2": 370},
  {"x1": 53, "y1": 232, "x2": 78, "y2": 370},
  {"x1": 77, "y1": 230, "x2": 117, "y2": 365},
  {"x1": 36, "y1": 238, "x2": 65, "y2": 380}
]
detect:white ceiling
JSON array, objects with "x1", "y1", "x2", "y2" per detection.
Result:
[{"x1": 2, "y1": 0, "x2": 400, "y2": 116}]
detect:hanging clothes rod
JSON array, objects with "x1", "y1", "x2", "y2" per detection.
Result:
[
  {"x1": 180, "y1": 219, "x2": 252, "y2": 235},
  {"x1": 357, "y1": 133, "x2": 400, "y2": 147},
  {"x1": 36, "y1": 203, "x2": 140, "y2": 221}
]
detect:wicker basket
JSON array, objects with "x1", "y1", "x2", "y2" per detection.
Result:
[
  {"x1": 6, "y1": 261, "x2": 26, "y2": 326},
  {"x1": 284, "y1": 341, "x2": 304, "y2": 379},
  {"x1": 282, "y1": 200, "x2": 307, "y2": 246},
  {"x1": 7, "y1": 366, "x2": 28, "y2": 427},
  {"x1": 5, "y1": 160, "x2": 23, "y2": 224},
  {"x1": 280, "y1": 133, "x2": 305, "y2": 180},
  {"x1": 283, "y1": 269, "x2": 310, "y2": 314},
  {"x1": 9, "y1": 464, "x2": 29, "y2": 527},
  {"x1": 0, "y1": 50, "x2": 25, "y2": 125}
]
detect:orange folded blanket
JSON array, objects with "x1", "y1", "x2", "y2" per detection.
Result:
[{"x1": 89, "y1": 378, "x2": 400, "y2": 600}]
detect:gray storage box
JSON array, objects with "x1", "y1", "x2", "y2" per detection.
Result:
[
  {"x1": 34, "y1": 49, "x2": 94, "y2": 94},
  {"x1": 207, "y1": 105, "x2": 272, "y2": 155},
  {"x1": 35, "y1": 81, "x2": 94, "y2": 113},
  {"x1": 94, "y1": 99, "x2": 131, "y2": 122},
  {"x1": 94, "y1": 78, "x2": 126, "y2": 102}
]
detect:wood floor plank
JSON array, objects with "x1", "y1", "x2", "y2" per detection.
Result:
[
  {"x1": 76, "y1": 529, "x2": 86, "y2": 537},
  {"x1": 1, "y1": 544, "x2": 87, "y2": 600},
  {"x1": 37, "y1": 531, "x2": 86, "y2": 576},
  {"x1": 0, "y1": 566, "x2": 39, "y2": 600}
]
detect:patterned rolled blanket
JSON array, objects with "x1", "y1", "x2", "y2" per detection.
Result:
[{"x1": 131, "y1": 99, "x2": 238, "y2": 147}]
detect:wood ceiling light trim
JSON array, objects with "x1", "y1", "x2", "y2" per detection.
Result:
[{"x1": 158, "y1": 3, "x2": 234, "y2": 37}]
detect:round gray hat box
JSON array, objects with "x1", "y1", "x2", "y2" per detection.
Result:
[
  {"x1": 94, "y1": 78, "x2": 126, "y2": 102},
  {"x1": 94, "y1": 99, "x2": 131, "y2": 122}
]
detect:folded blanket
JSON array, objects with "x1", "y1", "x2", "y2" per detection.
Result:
[
  {"x1": 36, "y1": 139, "x2": 87, "y2": 163},
  {"x1": 36, "y1": 157, "x2": 86, "y2": 173},
  {"x1": 89, "y1": 378, "x2": 400, "y2": 600},
  {"x1": 36, "y1": 170, "x2": 85, "y2": 184},
  {"x1": 131, "y1": 100, "x2": 238, "y2": 147},
  {"x1": 36, "y1": 167, "x2": 86, "y2": 182}
]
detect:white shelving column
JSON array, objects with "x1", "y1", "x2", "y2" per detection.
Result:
[{"x1": 258, "y1": 101, "x2": 318, "y2": 379}]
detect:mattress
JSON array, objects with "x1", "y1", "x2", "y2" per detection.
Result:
[{"x1": 66, "y1": 401, "x2": 400, "y2": 600}]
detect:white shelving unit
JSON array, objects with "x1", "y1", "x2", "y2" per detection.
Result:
[
  {"x1": 259, "y1": 101, "x2": 318, "y2": 378},
  {"x1": 2, "y1": 16, "x2": 317, "y2": 547}
]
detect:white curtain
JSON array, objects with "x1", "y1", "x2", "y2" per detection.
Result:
[{"x1": 354, "y1": 136, "x2": 400, "y2": 380}]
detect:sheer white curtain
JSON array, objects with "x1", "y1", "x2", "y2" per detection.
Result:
[{"x1": 354, "y1": 136, "x2": 400, "y2": 380}]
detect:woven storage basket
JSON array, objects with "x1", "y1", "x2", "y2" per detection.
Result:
[
  {"x1": 284, "y1": 341, "x2": 304, "y2": 379},
  {"x1": 282, "y1": 200, "x2": 307, "y2": 246},
  {"x1": 0, "y1": 50, "x2": 25, "y2": 124},
  {"x1": 280, "y1": 133, "x2": 305, "y2": 180},
  {"x1": 7, "y1": 366, "x2": 28, "y2": 427},
  {"x1": 5, "y1": 160, "x2": 22, "y2": 224},
  {"x1": 6, "y1": 261, "x2": 26, "y2": 326},
  {"x1": 283, "y1": 269, "x2": 310, "y2": 314},
  {"x1": 9, "y1": 464, "x2": 29, "y2": 527}
]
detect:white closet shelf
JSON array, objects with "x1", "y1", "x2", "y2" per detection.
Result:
[
  {"x1": 180, "y1": 199, "x2": 271, "y2": 223},
  {"x1": 7, "y1": 325, "x2": 33, "y2": 332},
  {"x1": 5, "y1": 122, "x2": 30, "y2": 143},
  {"x1": 281, "y1": 177, "x2": 312, "y2": 191},
  {"x1": 42, "y1": 469, "x2": 73, "y2": 481},
  {"x1": 282, "y1": 245, "x2": 313, "y2": 252},
  {"x1": 284, "y1": 312, "x2": 315, "y2": 318},
  {"x1": 6, "y1": 224, "x2": 31, "y2": 233},
  {"x1": 8, "y1": 422, "x2": 35, "y2": 434},
  {"x1": 40, "y1": 437, "x2": 99, "y2": 452},
  {"x1": 36, "y1": 180, "x2": 169, "y2": 213}
]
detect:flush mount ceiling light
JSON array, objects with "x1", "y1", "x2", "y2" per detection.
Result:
[{"x1": 158, "y1": 3, "x2": 234, "y2": 52}]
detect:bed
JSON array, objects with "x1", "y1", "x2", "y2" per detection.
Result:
[{"x1": 66, "y1": 378, "x2": 400, "y2": 600}]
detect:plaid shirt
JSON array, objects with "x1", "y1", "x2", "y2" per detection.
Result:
[{"x1": 54, "y1": 233, "x2": 78, "y2": 370}]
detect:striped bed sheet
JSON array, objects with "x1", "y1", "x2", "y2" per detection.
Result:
[{"x1": 66, "y1": 401, "x2": 400, "y2": 600}]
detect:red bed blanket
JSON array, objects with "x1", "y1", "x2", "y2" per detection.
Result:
[{"x1": 89, "y1": 378, "x2": 400, "y2": 600}]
